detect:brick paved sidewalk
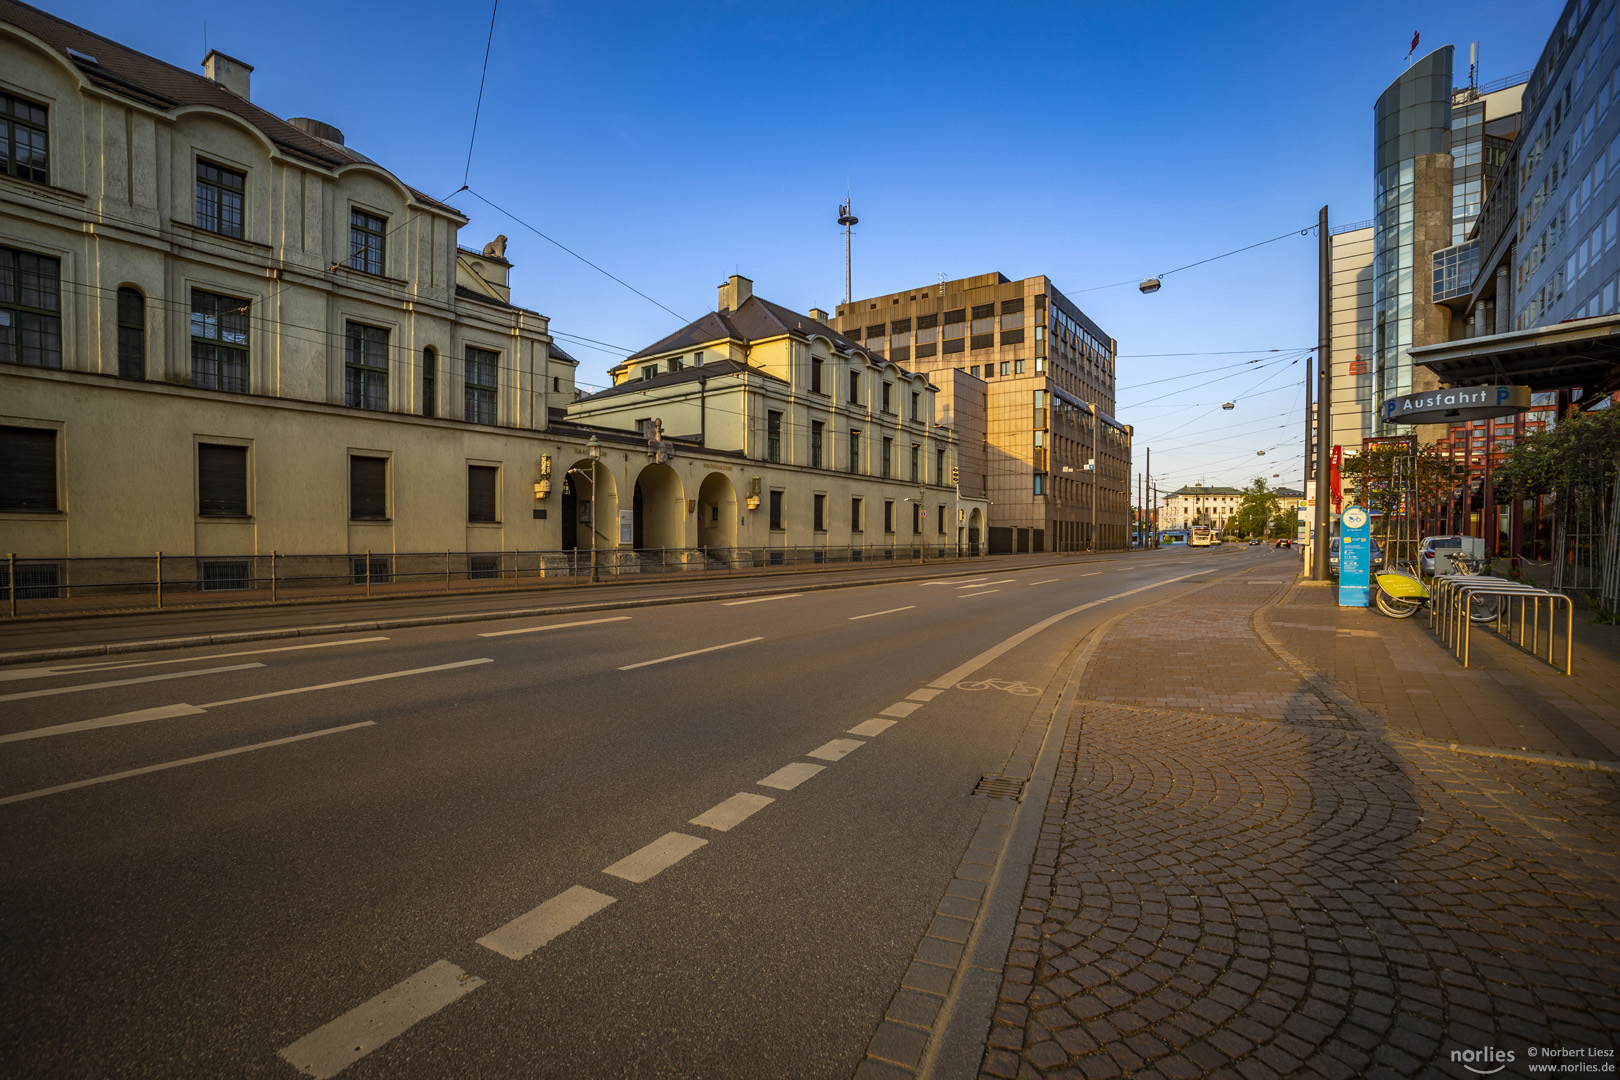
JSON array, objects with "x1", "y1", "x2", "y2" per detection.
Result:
[{"x1": 977, "y1": 579, "x2": 1620, "y2": 1079}]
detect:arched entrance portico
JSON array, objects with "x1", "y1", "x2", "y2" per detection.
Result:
[
  {"x1": 966, "y1": 508, "x2": 984, "y2": 555},
  {"x1": 696, "y1": 472, "x2": 739, "y2": 549},
  {"x1": 561, "y1": 458, "x2": 619, "y2": 553},
  {"x1": 632, "y1": 463, "x2": 685, "y2": 549}
]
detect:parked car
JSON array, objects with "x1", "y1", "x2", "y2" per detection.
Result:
[
  {"x1": 1247, "y1": 538, "x2": 1262, "y2": 546},
  {"x1": 1419, "y1": 534, "x2": 1484, "y2": 574},
  {"x1": 1328, "y1": 537, "x2": 1385, "y2": 574}
]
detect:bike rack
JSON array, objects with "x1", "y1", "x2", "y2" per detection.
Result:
[{"x1": 1429, "y1": 577, "x2": 1573, "y2": 675}]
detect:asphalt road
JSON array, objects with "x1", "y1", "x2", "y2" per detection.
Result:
[{"x1": 0, "y1": 544, "x2": 1273, "y2": 1079}]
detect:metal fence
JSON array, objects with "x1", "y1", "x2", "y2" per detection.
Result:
[{"x1": 0, "y1": 543, "x2": 988, "y2": 620}]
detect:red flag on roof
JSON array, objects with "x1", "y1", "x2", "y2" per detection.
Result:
[{"x1": 1410, "y1": 31, "x2": 1420, "y2": 54}]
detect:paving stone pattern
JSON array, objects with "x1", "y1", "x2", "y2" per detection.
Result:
[{"x1": 980, "y1": 581, "x2": 1620, "y2": 1079}]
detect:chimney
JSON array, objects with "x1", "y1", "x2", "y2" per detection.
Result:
[
  {"x1": 202, "y1": 49, "x2": 253, "y2": 99},
  {"x1": 808, "y1": 307, "x2": 830, "y2": 323},
  {"x1": 289, "y1": 117, "x2": 345, "y2": 145},
  {"x1": 717, "y1": 274, "x2": 753, "y2": 312}
]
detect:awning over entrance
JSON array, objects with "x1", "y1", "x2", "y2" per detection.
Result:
[{"x1": 1408, "y1": 313, "x2": 1620, "y2": 395}]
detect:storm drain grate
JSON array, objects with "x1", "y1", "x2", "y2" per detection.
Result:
[{"x1": 972, "y1": 774, "x2": 1026, "y2": 800}]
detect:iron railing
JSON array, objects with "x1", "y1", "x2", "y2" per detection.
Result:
[{"x1": 0, "y1": 543, "x2": 988, "y2": 620}]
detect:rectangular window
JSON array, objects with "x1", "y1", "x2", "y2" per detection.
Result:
[
  {"x1": 1014, "y1": 359, "x2": 1026, "y2": 374},
  {"x1": 767, "y1": 409, "x2": 783, "y2": 462},
  {"x1": 202, "y1": 561, "x2": 250, "y2": 591},
  {"x1": 198, "y1": 443, "x2": 248, "y2": 517},
  {"x1": 769, "y1": 489, "x2": 784, "y2": 530},
  {"x1": 350, "y1": 455, "x2": 388, "y2": 520},
  {"x1": 851, "y1": 496, "x2": 863, "y2": 532},
  {"x1": 1000, "y1": 361, "x2": 1011, "y2": 377},
  {"x1": 848, "y1": 370, "x2": 860, "y2": 403},
  {"x1": 811, "y1": 420, "x2": 824, "y2": 469},
  {"x1": 910, "y1": 391, "x2": 920, "y2": 421},
  {"x1": 970, "y1": 304, "x2": 995, "y2": 336},
  {"x1": 811, "y1": 356, "x2": 824, "y2": 393},
  {"x1": 915, "y1": 313, "x2": 938, "y2": 345},
  {"x1": 882, "y1": 436, "x2": 893, "y2": 478},
  {"x1": 937, "y1": 504, "x2": 946, "y2": 535},
  {"x1": 942, "y1": 309, "x2": 966, "y2": 353},
  {"x1": 0, "y1": 92, "x2": 49, "y2": 184},
  {"x1": 468, "y1": 464, "x2": 498, "y2": 522},
  {"x1": 465, "y1": 346, "x2": 498, "y2": 424},
  {"x1": 468, "y1": 555, "x2": 501, "y2": 579},
  {"x1": 350, "y1": 556, "x2": 391, "y2": 586},
  {"x1": 345, "y1": 322, "x2": 389, "y2": 410},
  {"x1": 884, "y1": 500, "x2": 895, "y2": 533},
  {"x1": 117, "y1": 287, "x2": 145, "y2": 380},
  {"x1": 349, "y1": 209, "x2": 386, "y2": 275},
  {"x1": 848, "y1": 429, "x2": 861, "y2": 474},
  {"x1": 937, "y1": 448, "x2": 946, "y2": 484},
  {"x1": 882, "y1": 382, "x2": 893, "y2": 413},
  {"x1": 909, "y1": 443, "x2": 920, "y2": 482},
  {"x1": 813, "y1": 493, "x2": 826, "y2": 531},
  {"x1": 0, "y1": 425, "x2": 57, "y2": 511},
  {"x1": 422, "y1": 349, "x2": 436, "y2": 417},
  {"x1": 865, "y1": 324, "x2": 884, "y2": 343},
  {"x1": 0, "y1": 245, "x2": 62, "y2": 369},
  {"x1": 889, "y1": 319, "x2": 909, "y2": 354},
  {"x1": 195, "y1": 161, "x2": 245, "y2": 238},
  {"x1": 190, "y1": 290, "x2": 249, "y2": 392}
]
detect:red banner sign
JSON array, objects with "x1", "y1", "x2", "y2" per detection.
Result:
[{"x1": 1330, "y1": 445, "x2": 1343, "y2": 510}]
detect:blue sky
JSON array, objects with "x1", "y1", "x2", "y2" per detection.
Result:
[{"x1": 49, "y1": 0, "x2": 1560, "y2": 493}]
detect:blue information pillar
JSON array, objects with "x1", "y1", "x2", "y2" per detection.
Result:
[{"x1": 1339, "y1": 505, "x2": 1371, "y2": 608}]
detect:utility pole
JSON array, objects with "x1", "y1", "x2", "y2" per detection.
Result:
[
  {"x1": 1311, "y1": 205, "x2": 1333, "y2": 581},
  {"x1": 838, "y1": 200, "x2": 858, "y2": 307},
  {"x1": 1145, "y1": 447, "x2": 1151, "y2": 548}
]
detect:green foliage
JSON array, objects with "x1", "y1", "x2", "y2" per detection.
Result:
[
  {"x1": 1231, "y1": 477, "x2": 1281, "y2": 538},
  {"x1": 1339, "y1": 442, "x2": 1467, "y2": 520},
  {"x1": 1493, "y1": 407, "x2": 1620, "y2": 497}
]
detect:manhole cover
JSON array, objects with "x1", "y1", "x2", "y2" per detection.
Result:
[{"x1": 972, "y1": 775, "x2": 1026, "y2": 800}]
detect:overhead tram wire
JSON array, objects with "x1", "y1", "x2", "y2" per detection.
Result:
[
  {"x1": 463, "y1": 0, "x2": 500, "y2": 187},
  {"x1": 1069, "y1": 224, "x2": 1316, "y2": 295}
]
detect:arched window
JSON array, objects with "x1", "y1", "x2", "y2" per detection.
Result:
[
  {"x1": 117, "y1": 287, "x2": 144, "y2": 379},
  {"x1": 422, "y1": 347, "x2": 436, "y2": 417}
]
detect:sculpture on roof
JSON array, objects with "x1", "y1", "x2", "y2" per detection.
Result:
[{"x1": 482, "y1": 234, "x2": 508, "y2": 259}]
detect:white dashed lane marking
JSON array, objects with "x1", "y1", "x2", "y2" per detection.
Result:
[
  {"x1": 0, "y1": 638, "x2": 387, "y2": 682},
  {"x1": 959, "y1": 590, "x2": 1000, "y2": 597},
  {"x1": 478, "y1": 616, "x2": 630, "y2": 637},
  {"x1": 757, "y1": 762, "x2": 825, "y2": 790},
  {"x1": 847, "y1": 718, "x2": 896, "y2": 737},
  {"x1": 959, "y1": 578, "x2": 1015, "y2": 588},
  {"x1": 0, "y1": 663, "x2": 264, "y2": 702},
  {"x1": 476, "y1": 886, "x2": 616, "y2": 961},
  {"x1": 907, "y1": 688, "x2": 942, "y2": 702},
  {"x1": 278, "y1": 960, "x2": 484, "y2": 1080},
  {"x1": 1029, "y1": 578, "x2": 1061, "y2": 585},
  {"x1": 689, "y1": 792, "x2": 774, "y2": 832},
  {"x1": 881, "y1": 701, "x2": 922, "y2": 718},
  {"x1": 618, "y1": 638, "x2": 763, "y2": 670},
  {"x1": 849, "y1": 606, "x2": 916, "y2": 620},
  {"x1": 807, "y1": 738, "x2": 864, "y2": 762},
  {"x1": 722, "y1": 594, "x2": 801, "y2": 606},
  {"x1": 0, "y1": 703, "x2": 206, "y2": 745},
  {"x1": 602, "y1": 832, "x2": 708, "y2": 883}
]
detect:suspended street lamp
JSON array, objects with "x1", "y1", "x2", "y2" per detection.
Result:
[{"x1": 1222, "y1": 401, "x2": 1236, "y2": 410}]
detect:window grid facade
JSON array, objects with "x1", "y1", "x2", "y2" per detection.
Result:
[
  {"x1": 0, "y1": 246, "x2": 62, "y2": 368},
  {"x1": 464, "y1": 347, "x2": 498, "y2": 425},
  {"x1": 190, "y1": 290, "x2": 249, "y2": 392},
  {"x1": 195, "y1": 161, "x2": 245, "y2": 238},
  {"x1": 1, "y1": 92, "x2": 48, "y2": 184},
  {"x1": 345, "y1": 322, "x2": 389, "y2": 410},
  {"x1": 349, "y1": 209, "x2": 386, "y2": 275}
]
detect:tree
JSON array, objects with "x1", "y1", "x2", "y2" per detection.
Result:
[
  {"x1": 1230, "y1": 477, "x2": 1280, "y2": 538},
  {"x1": 1339, "y1": 441, "x2": 1467, "y2": 528},
  {"x1": 1493, "y1": 406, "x2": 1620, "y2": 497}
]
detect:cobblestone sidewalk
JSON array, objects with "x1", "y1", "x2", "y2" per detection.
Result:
[{"x1": 979, "y1": 580, "x2": 1620, "y2": 1079}]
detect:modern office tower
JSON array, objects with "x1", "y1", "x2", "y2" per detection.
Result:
[{"x1": 833, "y1": 273, "x2": 1131, "y2": 554}]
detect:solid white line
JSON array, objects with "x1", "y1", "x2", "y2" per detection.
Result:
[
  {"x1": 618, "y1": 638, "x2": 762, "y2": 671},
  {"x1": 476, "y1": 885, "x2": 615, "y2": 961},
  {"x1": 0, "y1": 663, "x2": 264, "y2": 702},
  {"x1": 722, "y1": 594, "x2": 801, "y2": 606},
  {"x1": 1080, "y1": 572, "x2": 1102, "y2": 577},
  {"x1": 0, "y1": 722, "x2": 375, "y2": 806},
  {"x1": 689, "y1": 792, "x2": 774, "y2": 832},
  {"x1": 278, "y1": 959, "x2": 484, "y2": 1080},
  {"x1": 478, "y1": 616, "x2": 630, "y2": 638},
  {"x1": 1028, "y1": 578, "x2": 1061, "y2": 585},
  {"x1": 958, "y1": 589, "x2": 1000, "y2": 597},
  {"x1": 808, "y1": 738, "x2": 864, "y2": 762},
  {"x1": 0, "y1": 703, "x2": 207, "y2": 744},
  {"x1": 923, "y1": 577, "x2": 986, "y2": 587},
  {"x1": 928, "y1": 569, "x2": 1218, "y2": 691},
  {"x1": 198, "y1": 658, "x2": 493, "y2": 708},
  {"x1": 602, "y1": 831, "x2": 707, "y2": 883},
  {"x1": 960, "y1": 578, "x2": 1015, "y2": 588},
  {"x1": 757, "y1": 762, "x2": 825, "y2": 790},
  {"x1": 881, "y1": 701, "x2": 922, "y2": 718},
  {"x1": 0, "y1": 638, "x2": 389, "y2": 681},
  {"x1": 848, "y1": 718, "x2": 896, "y2": 737},
  {"x1": 849, "y1": 605, "x2": 916, "y2": 621}
]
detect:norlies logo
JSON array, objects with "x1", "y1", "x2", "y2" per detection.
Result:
[{"x1": 1452, "y1": 1046, "x2": 1516, "y2": 1075}]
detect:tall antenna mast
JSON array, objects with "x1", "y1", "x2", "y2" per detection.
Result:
[{"x1": 838, "y1": 198, "x2": 858, "y2": 306}]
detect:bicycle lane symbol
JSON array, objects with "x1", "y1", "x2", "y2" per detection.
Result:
[{"x1": 954, "y1": 677, "x2": 1041, "y2": 696}]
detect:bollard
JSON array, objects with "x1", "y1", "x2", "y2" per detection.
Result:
[
  {"x1": 271, "y1": 550, "x2": 278, "y2": 602},
  {"x1": 155, "y1": 551, "x2": 163, "y2": 609},
  {"x1": 365, "y1": 549, "x2": 372, "y2": 598},
  {"x1": 6, "y1": 552, "x2": 14, "y2": 618}
]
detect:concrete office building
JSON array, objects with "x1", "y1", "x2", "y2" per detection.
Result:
[{"x1": 833, "y1": 273, "x2": 1131, "y2": 554}]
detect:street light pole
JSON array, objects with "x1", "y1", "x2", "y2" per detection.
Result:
[
  {"x1": 1311, "y1": 204, "x2": 1333, "y2": 581},
  {"x1": 1088, "y1": 402, "x2": 1098, "y2": 553}
]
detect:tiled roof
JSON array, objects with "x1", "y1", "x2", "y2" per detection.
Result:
[
  {"x1": 626, "y1": 294, "x2": 864, "y2": 361},
  {"x1": 0, "y1": 0, "x2": 460, "y2": 216},
  {"x1": 577, "y1": 358, "x2": 786, "y2": 403}
]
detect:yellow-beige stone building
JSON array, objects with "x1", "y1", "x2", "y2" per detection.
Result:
[{"x1": 0, "y1": 2, "x2": 984, "y2": 600}]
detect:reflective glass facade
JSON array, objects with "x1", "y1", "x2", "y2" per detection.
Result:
[{"x1": 1372, "y1": 46, "x2": 1452, "y2": 413}]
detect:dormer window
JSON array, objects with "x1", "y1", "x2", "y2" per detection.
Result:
[
  {"x1": 348, "y1": 210, "x2": 386, "y2": 275},
  {"x1": 196, "y1": 161, "x2": 244, "y2": 238},
  {"x1": 642, "y1": 365, "x2": 657, "y2": 381}
]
